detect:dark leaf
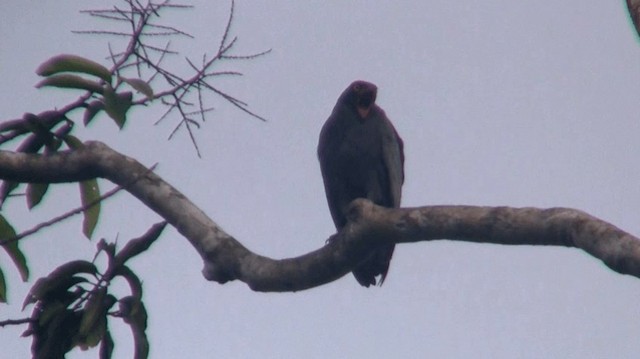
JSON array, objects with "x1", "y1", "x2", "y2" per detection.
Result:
[
  {"x1": 0, "y1": 268, "x2": 6, "y2": 303},
  {"x1": 0, "y1": 181, "x2": 19, "y2": 209},
  {"x1": 36, "y1": 74, "x2": 104, "y2": 94},
  {"x1": 23, "y1": 275, "x2": 87, "y2": 311},
  {"x1": 37, "y1": 54, "x2": 112, "y2": 83},
  {"x1": 121, "y1": 77, "x2": 154, "y2": 100},
  {"x1": 115, "y1": 266, "x2": 143, "y2": 300},
  {"x1": 99, "y1": 329, "x2": 114, "y2": 359},
  {"x1": 103, "y1": 86, "x2": 132, "y2": 129},
  {"x1": 83, "y1": 100, "x2": 105, "y2": 126},
  {"x1": 62, "y1": 134, "x2": 83, "y2": 149},
  {"x1": 0, "y1": 215, "x2": 29, "y2": 281},
  {"x1": 79, "y1": 179, "x2": 101, "y2": 239},
  {"x1": 31, "y1": 307, "x2": 81, "y2": 359},
  {"x1": 77, "y1": 288, "x2": 108, "y2": 350},
  {"x1": 0, "y1": 131, "x2": 50, "y2": 208},
  {"x1": 23, "y1": 261, "x2": 96, "y2": 310},
  {"x1": 26, "y1": 183, "x2": 50, "y2": 210},
  {"x1": 115, "y1": 222, "x2": 166, "y2": 265},
  {"x1": 64, "y1": 137, "x2": 101, "y2": 238},
  {"x1": 120, "y1": 296, "x2": 149, "y2": 359}
]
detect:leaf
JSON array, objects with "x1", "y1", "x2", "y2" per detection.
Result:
[
  {"x1": 79, "y1": 179, "x2": 101, "y2": 239},
  {"x1": 121, "y1": 77, "x2": 154, "y2": 100},
  {"x1": 36, "y1": 54, "x2": 112, "y2": 83},
  {"x1": 64, "y1": 137, "x2": 100, "y2": 239},
  {"x1": 96, "y1": 238, "x2": 116, "y2": 259},
  {"x1": 23, "y1": 260, "x2": 95, "y2": 310},
  {"x1": 26, "y1": 183, "x2": 50, "y2": 210},
  {"x1": 0, "y1": 132, "x2": 50, "y2": 208},
  {"x1": 37, "y1": 301, "x2": 66, "y2": 326},
  {"x1": 63, "y1": 134, "x2": 83, "y2": 149},
  {"x1": 0, "y1": 268, "x2": 6, "y2": 303},
  {"x1": 32, "y1": 308, "x2": 81, "y2": 358},
  {"x1": 115, "y1": 222, "x2": 167, "y2": 265},
  {"x1": 103, "y1": 86, "x2": 132, "y2": 129},
  {"x1": 78, "y1": 288, "x2": 106, "y2": 334},
  {"x1": 23, "y1": 275, "x2": 88, "y2": 311},
  {"x1": 0, "y1": 181, "x2": 19, "y2": 209},
  {"x1": 19, "y1": 132, "x2": 49, "y2": 153},
  {"x1": 50, "y1": 121, "x2": 74, "y2": 148},
  {"x1": 20, "y1": 120, "x2": 52, "y2": 152},
  {"x1": 83, "y1": 100, "x2": 105, "y2": 126},
  {"x1": 77, "y1": 288, "x2": 107, "y2": 349},
  {"x1": 99, "y1": 330, "x2": 114, "y2": 359},
  {"x1": 36, "y1": 74, "x2": 104, "y2": 94},
  {"x1": 63, "y1": 135, "x2": 100, "y2": 239},
  {"x1": 116, "y1": 266, "x2": 143, "y2": 300},
  {"x1": 77, "y1": 293, "x2": 116, "y2": 352},
  {"x1": 0, "y1": 215, "x2": 29, "y2": 281},
  {"x1": 120, "y1": 296, "x2": 149, "y2": 359}
]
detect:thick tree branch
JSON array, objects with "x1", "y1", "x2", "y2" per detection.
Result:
[
  {"x1": 345, "y1": 199, "x2": 640, "y2": 277},
  {"x1": 0, "y1": 142, "x2": 638, "y2": 292}
]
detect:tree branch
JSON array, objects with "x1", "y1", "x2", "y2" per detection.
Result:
[
  {"x1": 1, "y1": 142, "x2": 638, "y2": 292},
  {"x1": 343, "y1": 199, "x2": 640, "y2": 277}
]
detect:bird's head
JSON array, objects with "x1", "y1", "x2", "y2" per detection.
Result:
[{"x1": 341, "y1": 80, "x2": 378, "y2": 119}]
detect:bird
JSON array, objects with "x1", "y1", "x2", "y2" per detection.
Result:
[{"x1": 317, "y1": 80, "x2": 404, "y2": 287}]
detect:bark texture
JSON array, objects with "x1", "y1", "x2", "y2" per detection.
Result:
[{"x1": 1, "y1": 141, "x2": 638, "y2": 292}]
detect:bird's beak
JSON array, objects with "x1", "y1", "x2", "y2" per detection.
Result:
[
  {"x1": 357, "y1": 107, "x2": 371, "y2": 119},
  {"x1": 356, "y1": 90, "x2": 375, "y2": 119}
]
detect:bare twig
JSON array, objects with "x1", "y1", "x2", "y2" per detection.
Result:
[
  {"x1": 0, "y1": 318, "x2": 33, "y2": 327},
  {"x1": 103, "y1": 1, "x2": 269, "y2": 146}
]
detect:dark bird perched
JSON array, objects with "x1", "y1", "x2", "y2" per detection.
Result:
[{"x1": 317, "y1": 80, "x2": 405, "y2": 287}]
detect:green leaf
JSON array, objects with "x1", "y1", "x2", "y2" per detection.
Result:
[
  {"x1": 103, "y1": 87, "x2": 132, "y2": 129},
  {"x1": 36, "y1": 74, "x2": 104, "y2": 94},
  {"x1": 0, "y1": 215, "x2": 29, "y2": 282},
  {"x1": 26, "y1": 183, "x2": 50, "y2": 209},
  {"x1": 63, "y1": 134, "x2": 83, "y2": 149},
  {"x1": 79, "y1": 288, "x2": 106, "y2": 334},
  {"x1": 83, "y1": 100, "x2": 105, "y2": 126},
  {"x1": 36, "y1": 54, "x2": 112, "y2": 83},
  {"x1": 60, "y1": 137, "x2": 101, "y2": 239},
  {"x1": 0, "y1": 268, "x2": 6, "y2": 303},
  {"x1": 37, "y1": 301, "x2": 66, "y2": 326},
  {"x1": 77, "y1": 288, "x2": 107, "y2": 350},
  {"x1": 80, "y1": 179, "x2": 101, "y2": 239},
  {"x1": 121, "y1": 77, "x2": 154, "y2": 100}
]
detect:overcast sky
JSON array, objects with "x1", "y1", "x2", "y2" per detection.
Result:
[{"x1": 2, "y1": 1, "x2": 640, "y2": 358}]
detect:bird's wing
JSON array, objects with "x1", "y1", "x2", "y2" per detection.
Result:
[
  {"x1": 318, "y1": 115, "x2": 350, "y2": 229},
  {"x1": 381, "y1": 118, "x2": 405, "y2": 208}
]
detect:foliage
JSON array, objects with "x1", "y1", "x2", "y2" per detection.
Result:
[
  {"x1": 0, "y1": 1, "x2": 267, "y2": 357},
  {"x1": 21, "y1": 223, "x2": 164, "y2": 358}
]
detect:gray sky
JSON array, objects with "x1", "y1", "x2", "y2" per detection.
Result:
[{"x1": 2, "y1": 1, "x2": 640, "y2": 358}]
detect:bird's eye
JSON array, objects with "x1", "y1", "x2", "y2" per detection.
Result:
[{"x1": 353, "y1": 84, "x2": 361, "y2": 91}]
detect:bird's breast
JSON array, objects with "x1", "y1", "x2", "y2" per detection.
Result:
[{"x1": 336, "y1": 122, "x2": 383, "y2": 172}]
